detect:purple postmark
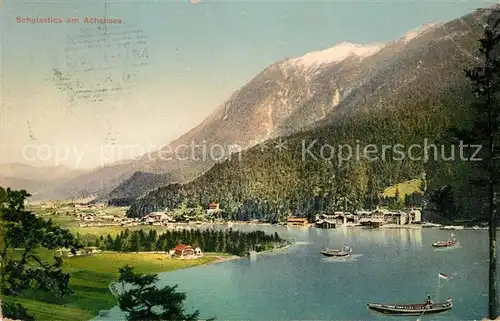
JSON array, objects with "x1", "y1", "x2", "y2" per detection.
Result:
[{"x1": 53, "y1": 22, "x2": 151, "y2": 103}]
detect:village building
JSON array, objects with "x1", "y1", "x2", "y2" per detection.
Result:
[
  {"x1": 321, "y1": 208, "x2": 423, "y2": 227},
  {"x1": 84, "y1": 247, "x2": 102, "y2": 255},
  {"x1": 348, "y1": 209, "x2": 394, "y2": 227},
  {"x1": 142, "y1": 212, "x2": 173, "y2": 224},
  {"x1": 171, "y1": 244, "x2": 195, "y2": 258},
  {"x1": 170, "y1": 244, "x2": 203, "y2": 258},
  {"x1": 314, "y1": 214, "x2": 336, "y2": 228},
  {"x1": 101, "y1": 215, "x2": 121, "y2": 222},
  {"x1": 81, "y1": 214, "x2": 95, "y2": 222},
  {"x1": 409, "y1": 209, "x2": 422, "y2": 223},
  {"x1": 194, "y1": 247, "x2": 203, "y2": 256},
  {"x1": 66, "y1": 249, "x2": 86, "y2": 257},
  {"x1": 310, "y1": 207, "x2": 424, "y2": 229},
  {"x1": 206, "y1": 202, "x2": 221, "y2": 214},
  {"x1": 56, "y1": 248, "x2": 72, "y2": 257},
  {"x1": 378, "y1": 209, "x2": 409, "y2": 225},
  {"x1": 287, "y1": 217, "x2": 308, "y2": 226},
  {"x1": 329, "y1": 212, "x2": 357, "y2": 225},
  {"x1": 57, "y1": 247, "x2": 101, "y2": 257}
]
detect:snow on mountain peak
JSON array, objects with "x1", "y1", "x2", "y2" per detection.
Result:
[
  {"x1": 283, "y1": 42, "x2": 386, "y2": 70},
  {"x1": 401, "y1": 22, "x2": 442, "y2": 43}
]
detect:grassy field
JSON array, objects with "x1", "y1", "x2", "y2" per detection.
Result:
[
  {"x1": 382, "y1": 178, "x2": 423, "y2": 199},
  {"x1": 26, "y1": 202, "x2": 178, "y2": 241},
  {"x1": 4, "y1": 252, "x2": 225, "y2": 321},
  {"x1": 26, "y1": 201, "x2": 128, "y2": 229}
]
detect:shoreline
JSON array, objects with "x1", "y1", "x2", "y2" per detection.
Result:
[
  {"x1": 102, "y1": 244, "x2": 292, "y2": 318},
  {"x1": 102, "y1": 252, "x2": 238, "y2": 319},
  {"x1": 73, "y1": 220, "x2": 496, "y2": 232},
  {"x1": 105, "y1": 243, "x2": 292, "y2": 289},
  {"x1": 199, "y1": 253, "x2": 241, "y2": 265}
]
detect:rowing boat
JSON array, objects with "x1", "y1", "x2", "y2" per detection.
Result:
[
  {"x1": 432, "y1": 233, "x2": 457, "y2": 248},
  {"x1": 432, "y1": 239, "x2": 457, "y2": 247},
  {"x1": 320, "y1": 246, "x2": 352, "y2": 257},
  {"x1": 367, "y1": 298, "x2": 452, "y2": 315}
]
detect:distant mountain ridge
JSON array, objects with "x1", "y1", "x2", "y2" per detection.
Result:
[
  {"x1": 108, "y1": 21, "x2": 460, "y2": 201},
  {"x1": 32, "y1": 35, "x2": 391, "y2": 200},
  {"x1": 0, "y1": 163, "x2": 88, "y2": 196},
  {"x1": 30, "y1": 6, "x2": 492, "y2": 201},
  {"x1": 123, "y1": 6, "x2": 497, "y2": 219}
]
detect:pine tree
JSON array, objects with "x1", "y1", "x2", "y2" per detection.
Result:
[
  {"x1": 106, "y1": 234, "x2": 114, "y2": 249},
  {"x1": 117, "y1": 265, "x2": 212, "y2": 321},
  {"x1": 129, "y1": 232, "x2": 140, "y2": 253},
  {"x1": 394, "y1": 188, "x2": 400, "y2": 203},
  {"x1": 0, "y1": 188, "x2": 82, "y2": 320},
  {"x1": 114, "y1": 235, "x2": 123, "y2": 252},
  {"x1": 448, "y1": 9, "x2": 500, "y2": 318}
]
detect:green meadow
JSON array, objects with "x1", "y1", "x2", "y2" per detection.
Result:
[
  {"x1": 4, "y1": 251, "x2": 223, "y2": 321},
  {"x1": 382, "y1": 178, "x2": 423, "y2": 199}
]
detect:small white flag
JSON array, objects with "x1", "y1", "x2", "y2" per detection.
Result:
[{"x1": 439, "y1": 272, "x2": 451, "y2": 280}]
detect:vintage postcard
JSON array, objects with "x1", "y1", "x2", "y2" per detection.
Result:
[{"x1": 1, "y1": 0, "x2": 500, "y2": 320}]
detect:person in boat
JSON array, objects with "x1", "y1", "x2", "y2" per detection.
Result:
[
  {"x1": 343, "y1": 244, "x2": 350, "y2": 252},
  {"x1": 426, "y1": 294, "x2": 433, "y2": 305}
]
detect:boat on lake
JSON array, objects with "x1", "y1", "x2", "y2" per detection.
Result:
[
  {"x1": 432, "y1": 233, "x2": 457, "y2": 248},
  {"x1": 422, "y1": 222, "x2": 442, "y2": 228},
  {"x1": 440, "y1": 225, "x2": 464, "y2": 230},
  {"x1": 320, "y1": 245, "x2": 352, "y2": 257},
  {"x1": 367, "y1": 297, "x2": 452, "y2": 316}
]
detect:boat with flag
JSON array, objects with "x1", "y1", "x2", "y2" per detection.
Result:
[
  {"x1": 367, "y1": 297, "x2": 453, "y2": 315},
  {"x1": 432, "y1": 233, "x2": 457, "y2": 247},
  {"x1": 367, "y1": 273, "x2": 453, "y2": 316},
  {"x1": 320, "y1": 245, "x2": 352, "y2": 257}
]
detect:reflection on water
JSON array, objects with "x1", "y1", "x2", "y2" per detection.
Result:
[
  {"x1": 226, "y1": 224, "x2": 425, "y2": 251},
  {"x1": 206, "y1": 224, "x2": 424, "y2": 250},
  {"x1": 335, "y1": 226, "x2": 423, "y2": 248},
  {"x1": 320, "y1": 253, "x2": 364, "y2": 263},
  {"x1": 433, "y1": 243, "x2": 462, "y2": 252},
  {"x1": 412, "y1": 228, "x2": 423, "y2": 248}
]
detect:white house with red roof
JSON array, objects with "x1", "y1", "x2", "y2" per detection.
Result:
[{"x1": 170, "y1": 244, "x2": 203, "y2": 258}]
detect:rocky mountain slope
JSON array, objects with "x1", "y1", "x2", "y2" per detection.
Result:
[
  {"x1": 32, "y1": 6, "x2": 491, "y2": 201},
  {"x1": 107, "y1": 42, "x2": 388, "y2": 200},
  {"x1": 32, "y1": 37, "x2": 389, "y2": 200},
  {"x1": 124, "y1": 6, "x2": 498, "y2": 219}
]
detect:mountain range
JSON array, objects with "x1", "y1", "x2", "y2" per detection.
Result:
[
  {"x1": 0, "y1": 163, "x2": 88, "y2": 196},
  {"x1": 123, "y1": 6, "x2": 498, "y2": 220},
  {"x1": 6, "y1": 6, "x2": 494, "y2": 204}
]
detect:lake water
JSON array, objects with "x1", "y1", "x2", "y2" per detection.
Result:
[{"x1": 93, "y1": 225, "x2": 495, "y2": 321}]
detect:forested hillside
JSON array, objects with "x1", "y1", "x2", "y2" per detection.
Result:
[
  {"x1": 119, "y1": 7, "x2": 500, "y2": 221},
  {"x1": 124, "y1": 91, "x2": 478, "y2": 221},
  {"x1": 39, "y1": 7, "x2": 490, "y2": 202}
]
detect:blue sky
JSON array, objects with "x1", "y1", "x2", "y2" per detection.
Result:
[{"x1": 1, "y1": 0, "x2": 496, "y2": 168}]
